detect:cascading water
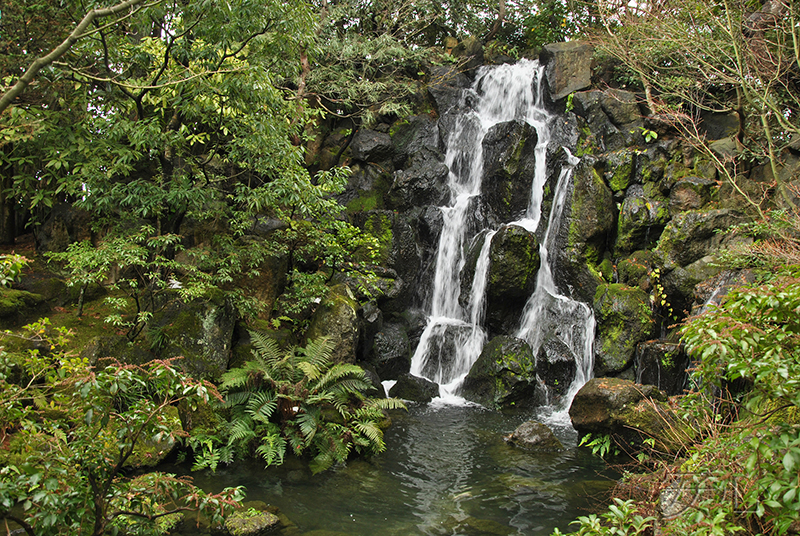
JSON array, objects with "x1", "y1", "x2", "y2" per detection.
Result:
[{"x1": 410, "y1": 59, "x2": 595, "y2": 408}]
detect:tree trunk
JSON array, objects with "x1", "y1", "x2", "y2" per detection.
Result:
[
  {"x1": 485, "y1": 0, "x2": 506, "y2": 42},
  {"x1": 0, "y1": 145, "x2": 16, "y2": 245}
]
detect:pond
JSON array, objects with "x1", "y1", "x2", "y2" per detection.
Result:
[{"x1": 170, "y1": 402, "x2": 617, "y2": 536}]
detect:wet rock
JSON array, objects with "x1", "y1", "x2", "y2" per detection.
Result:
[
  {"x1": 387, "y1": 147, "x2": 449, "y2": 211},
  {"x1": 569, "y1": 377, "x2": 689, "y2": 453},
  {"x1": 370, "y1": 323, "x2": 411, "y2": 379},
  {"x1": 391, "y1": 115, "x2": 440, "y2": 168},
  {"x1": 540, "y1": 41, "x2": 593, "y2": 101},
  {"x1": 572, "y1": 91, "x2": 633, "y2": 152},
  {"x1": 536, "y1": 336, "x2": 577, "y2": 397},
  {"x1": 305, "y1": 284, "x2": 360, "y2": 364},
  {"x1": 481, "y1": 120, "x2": 539, "y2": 223},
  {"x1": 461, "y1": 336, "x2": 546, "y2": 410},
  {"x1": 389, "y1": 373, "x2": 439, "y2": 403},
  {"x1": 690, "y1": 269, "x2": 758, "y2": 316},
  {"x1": 505, "y1": 420, "x2": 564, "y2": 451},
  {"x1": 350, "y1": 129, "x2": 393, "y2": 163},
  {"x1": 486, "y1": 225, "x2": 541, "y2": 335},
  {"x1": 558, "y1": 156, "x2": 615, "y2": 303},
  {"x1": 669, "y1": 176, "x2": 716, "y2": 214},
  {"x1": 635, "y1": 341, "x2": 689, "y2": 396},
  {"x1": 593, "y1": 283, "x2": 657, "y2": 375},
  {"x1": 615, "y1": 185, "x2": 670, "y2": 255},
  {"x1": 413, "y1": 322, "x2": 472, "y2": 382},
  {"x1": 604, "y1": 149, "x2": 636, "y2": 193},
  {"x1": 616, "y1": 250, "x2": 657, "y2": 290},
  {"x1": 428, "y1": 65, "x2": 470, "y2": 114}
]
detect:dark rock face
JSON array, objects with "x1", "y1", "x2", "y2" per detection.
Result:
[
  {"x1": 370, "y1": 323, "x2": 411, "y2": 379},
  {"x1": 350, "y1": 129, "x2": 393, "y2": 163},
  {"x1": 536, "y1": 336, "x2": 577, "y2": 397},
  {"x1": 392, "y1": 115, "x2": 441, "y2": 169},
  {"x1": 35, "y1": 203, "x2": 92, "y2": 253},
  {"x1": 481, "y1": 120, "x2": 539, "y2": 223},
  {"x1": 569, "y1": 377, "x2": 689, "y2": 453},
  {"x1": 461, "y1": 336, "x2": 546, "y2": 409},
  {"x1": 593, "y1": 283, "x2": 657, "y2": 375},
  {"x1": 387, "y1": 148, "x2": 449, "y2": 211},
  {"x1": 452, "y1": 36, "x2": 485, "y2": 74},
  {"x1": 540, "y1": 41, "x2": 593, "y2": 101},
  {"x1": 599, "y1": 89, "x2": 642, "y2": 127},
  {"x1": 428, "y1": 65, "x2": 470, "y2": 114},
  {"x1": 635, "y1": 341, "x2": 689, "y2": 396},
  {"x1": 305, "y1": 285, "x2": 360, "y2": 364},
  {"x1": 389, "y1": 373, "x2": 439, "y2": 403},
  {"x1": 655, "y1": 209, "x2": 743, "y2": 271},
  {"x1": 572, "y1": 91, "x2": 637, "y2": 153},
  {"x1": 485, "y1": 225, "x2": 540, "y2": 335},
  {"x1": 505, "y1": 420, "x2": 564, "y2": 451}
]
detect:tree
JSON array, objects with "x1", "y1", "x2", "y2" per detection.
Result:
[
  {"x1": 3, "y1": 0, "x2": 379, "y2": 336},
  {"x1": 0, "y1": 320, "x2": 245, "y2": 536}
]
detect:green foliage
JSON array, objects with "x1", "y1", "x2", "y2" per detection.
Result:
[
  {"x1": 0, "y1": 321, "x2": 244, "y2": 536},
  {"x1": 552, "y1": 499, "x2": 655, "y2": 536},
  {"x1": 0, "y1": 254, "x2": 28, "y2": 288},
  {"x1": 194, "y1": 332, "x2": 405, "y2": 474},
  {"x1": 578, "y1": 432, "x2": 619, "y2": 459}
]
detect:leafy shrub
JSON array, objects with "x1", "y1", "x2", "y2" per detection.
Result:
[{"x1": 193, "y1": 332, "x2": 405, "y2": 474}]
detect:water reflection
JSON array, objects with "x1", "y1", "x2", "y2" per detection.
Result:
[{"x1": 170, "y1": 404, "x2": 616, "y2": 535}]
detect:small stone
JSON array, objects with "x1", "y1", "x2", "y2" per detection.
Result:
[{"x1": 505, "y1": 421, "x2": 564, "y2": 451}]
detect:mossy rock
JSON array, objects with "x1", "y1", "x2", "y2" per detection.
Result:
[
  {"x1": 487, "y1": 225, "x2": 540, "y2": 301},
  {"x1": 617, "y1": 250, "x2": 657, "y2": 289},
  {"x1": 305, "y1": 284, "x2": 360, "y2": 364},
  {"x1": 604, "y1": 149, "x2": 636, "y2": 192},
  {"x1": 225, "y1": 508, "x2": 281, "y2": 536},
  {"x1": 654, "y1": 209, "x2": 743, "y2": 271},
  {"x1": 593, "y1": 284, "x2": 657, "y2": 375},
  {"x1": 614, "y1": 186, "x2": 670, "y2": 255},
  {"x1": 569, "y1": 377, "x2": 690, "y2": 453},
  {"x1": 461, "y1": 336, "x2": 545, "y2": 410},
  {"x1": 0, "y1": 288, "x2": 46, "y2": 327}
]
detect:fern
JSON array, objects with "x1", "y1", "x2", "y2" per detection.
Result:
[{"x1": 246, "y1": 391, "x2": 277, "y2": 422}]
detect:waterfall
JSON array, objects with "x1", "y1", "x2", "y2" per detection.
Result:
[{"x1": 409, "y1": 59, "x2": 594, "y2": 407}]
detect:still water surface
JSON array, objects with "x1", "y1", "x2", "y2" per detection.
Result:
[{"x1": 178, "y1": 403, "x2": 616, "y2": 536}]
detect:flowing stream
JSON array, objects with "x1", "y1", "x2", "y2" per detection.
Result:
[{"x1": 410, "y1": 59, "x2": 595, "y2": 411}]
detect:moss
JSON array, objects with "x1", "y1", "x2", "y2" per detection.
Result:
[
  {"x1": 598, "y1": 258, "x2": 614, "y2": 282},
  {"x1": 362, "y1": 213, "x2": 393, "y2": 263},
  {"x1": 608, "y1": 158, "x2": 634, "y2": 192},
  {"x1": 225, "y1": 508, "x2": 280, "y2": 536},
  {"x1": 0, "y1": 289, "x2": 45, "y2": 322}
]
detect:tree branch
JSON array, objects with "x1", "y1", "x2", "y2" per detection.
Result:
[{"x1": 0, "y1": 0, "x2": 162, "y2": 115}]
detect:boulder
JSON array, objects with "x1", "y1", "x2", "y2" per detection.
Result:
[
  {"x1": 305, "y1": 284, "x2": 360, "y2": 364},
  {"x1": 124, "y1": 405, "x2": 182, "y2": 469},
  {"x1": 599, "y1": 89, "x2": 641, "y2": 127},
  {"x1": 389, "y1": 373, "x2": 439, "y2": 403},
  {"x1": 669, "y1": 176, "x2": 716, "y2": 214},
  {"x1": 505, "y1": 420, "x2": 564, "y2": 451},
  {"x1": 540, "y1": 41, "x2": 593, "y2": 101},
  {"x1": 485, "y1": 225, "x2": 540, "y2": 335},
  {"x1": 412, "y1": 322, "x2": 473, "y2": 381},
  {"x1": 370, "y1": 323, "x2": 411, "y2": 379},
  {"x1": 572, "y1": 91, "x2": 634, "y2": 153},
  {"x1": 387, "y1": 147, "x2": 450, "y2": 211},
  {"x1": 569, "y1": 377, "x2": 689, "y2": 453},
  {"x1": 0, "y1": 289, "x2": 46, "y2": 328},
  {"x1": 153, "y1": 293, "x2": 237, "y2": 381},
  {"x1": 603, "y1": 149, "x2": 636, "y2": 193},
  {"x1": 461, "y1": 336, "x2": 546, "y2": 409},
  {"x1": 699, "y1": 111, "x2": 740, "y2": 140},
  {"x1": 635, "y1": 341, "x2": 689, "y2": 396},
  {"x1": 536, "y1": 336, "x2": 577, "y2": 397},
  {"x1": 558, "y1": 156, "x2": 615, "y2": 303},
  {"x1": 35, "y1": 203, "x2": 92, "y2": 253},
  {"x1": 654, "y1": 209, "x2": 743, "y2": 271},
  {"x1": 481, "y1": 120, "x2": 539, "y2": 222},
  {"x1": 593, "y1": 284, "x2": 657, "y2": 375},
  {"x1": 452, "y1": 36, "x2": 484, "y2": 74},
  {"x1": 350, "y1": 129, "x2": 393, "y2": 162},
  {"x1": 391, "y1": 115, "x2": 440, "y2": 169},
  {"x1": 428, "y1": 65, "x2": 470, "y2": 114},
  {"x1": 225, "y1": 508, "x2": 281, "y2": 536},
  {"x1": 615, "y1": 185, "x2": 670, "y2": 255}
]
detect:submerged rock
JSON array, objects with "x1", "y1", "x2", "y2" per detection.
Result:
[
  {"x1": 505, "y1": 420, "x2": 564, "y2": 451},
  {"x1": 225, "y1": 508, "x2": 281, "y2": 536}
]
